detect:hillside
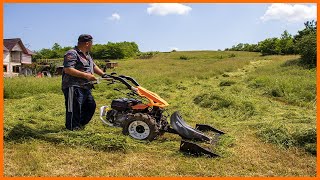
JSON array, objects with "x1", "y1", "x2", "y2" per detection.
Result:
[{"x1": 4, "y1": 51, "x2": 316, "y2": 176}]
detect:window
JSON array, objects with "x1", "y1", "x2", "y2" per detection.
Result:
[
  {"x1": 11, "y1": 51, "x2": 21, "y2": 62},
  {"x1": 3, "y1": 65, "x2": 7, "y2": 72},
  {"x1": 12, "y1": 66, "x2": 20, "y2": 73}
]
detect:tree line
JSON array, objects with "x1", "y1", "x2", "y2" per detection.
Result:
[
  {"x1": 33, "y1": 41, "x2": 140, "y2": 61},
  {"x1": 225, "y1": 20, "x2": 317, "y2": 67}
]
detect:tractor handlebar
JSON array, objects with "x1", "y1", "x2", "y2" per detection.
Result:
[{"x1": 84, "y1": 73, "x2": 140, "y2": 92}]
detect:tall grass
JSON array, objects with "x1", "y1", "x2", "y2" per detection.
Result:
[
  {"x1": 244, "y1": 57, "x2": 316, "y2": 154},
  {"x1": 247, "y1": 58, "x2": 316, "y2": 107},
  {"x1": 4, "y1": 77, "x2": 61, "y2": 99},
  {"x1": 4, "y1": 51, "x2": 256, "y2": 99}
]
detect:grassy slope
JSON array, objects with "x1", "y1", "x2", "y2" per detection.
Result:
[{"x1": 4, "y1": 51, "x2": 316, "y2": 176}]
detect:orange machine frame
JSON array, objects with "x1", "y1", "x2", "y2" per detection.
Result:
[{"x1": 133, "y1": 86, "x2": 169, "y2": 108}]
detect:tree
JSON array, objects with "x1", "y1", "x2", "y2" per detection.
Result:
[
  {"x1": 104, "y1": 41, "x2": 140, "y2": 59},
  {"x1": 91, "y1": 44, "x2": 109, "y2": 59},
  {"x1": 296, "y1": 31, "x2": 316, "y2": 67},
  {"x1": 277, "y1": 30, "x2": 295, "y2": 55},
  {"x1": 293, "y1": 20, "x2": 317, "y2": 43},
  {"x1": 258, "y1": 38, "x2": 280, "y2": 55},
  {"x1": 52, "y1": 43, "x2": 62, "y2": 51},
  {"x1": 32, "y1": 41, "x2": 140, "y2": 61},
  {"x1": 293, "y1": 20, "x2": 317, "y2": 67}
]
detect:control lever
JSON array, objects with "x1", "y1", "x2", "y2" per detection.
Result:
[{"x1": 107, "y1": 79, "x2": 116, "y2": 85}]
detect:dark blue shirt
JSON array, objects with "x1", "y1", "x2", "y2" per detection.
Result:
[{"x1": 62, "y1": 47, "x2": 96, "y2": 90}]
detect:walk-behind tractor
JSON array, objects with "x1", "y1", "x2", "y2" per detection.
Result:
[{"x1": 98, "y1": 74, "x2": 225, "y2": 157}]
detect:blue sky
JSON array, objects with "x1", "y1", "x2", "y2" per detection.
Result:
[{"x1": 4, "y1": 3, "x2": 317, "y2": 52}]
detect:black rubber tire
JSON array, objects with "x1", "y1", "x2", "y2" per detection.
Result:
[
  {"x1": 122, "y1": 113, "x2": 159, "y2": 141},
  {"x1": 158, "y1": 116, "x2": 169, "y2": 136}
]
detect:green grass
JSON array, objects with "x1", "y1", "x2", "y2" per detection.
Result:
[
  {"x1": 247, "y1": 58, "x2": 316, "y2": 107},
  {"x1": 4, "y1": 51, "x2": 316, "y2": 176},
  {"x1": 4, "y1": 77, "x2": 61, "y2": 99}
]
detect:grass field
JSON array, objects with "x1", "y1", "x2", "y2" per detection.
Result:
[{"x1": 4, "y1": 51, "x2": 316, "y2": 176}]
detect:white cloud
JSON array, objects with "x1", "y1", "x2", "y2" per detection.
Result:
[
  {"x1": 108, "y1": 13, "x2": 121, "y2": 21},
  {"x1": 260, "y1": 3, "x2": 316, "y2": 23},
  {"x1": 147, "y1": 3, "x2": 192, "y2": 16}
]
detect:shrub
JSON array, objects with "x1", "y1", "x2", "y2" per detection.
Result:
[
  {"x1": 137, "y1": 51, "x2": 158, "y2": 59},
  {"x1": 258, "y1": 38, "x2": 280, "y2": 55},
  {"x1": 228, "y1": 53, "x2": 236, "y2": 58},
  {"x1": 295, "y1": 33, "x2": 317, "y2": 67},
  {"x1": 216, "y1": 55, "x2": 224, "y2": 59},
  {"x1": 179, "y1": 55, "x2": 189, "y2": 60}
]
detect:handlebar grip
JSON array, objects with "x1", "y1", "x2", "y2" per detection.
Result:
[{"x1": 119, "y1": 75, "x2": 140, "y2": 86}]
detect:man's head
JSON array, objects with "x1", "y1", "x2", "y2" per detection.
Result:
[{"x1": 77, "y1": 34, "x2": 93, "y2": 52}]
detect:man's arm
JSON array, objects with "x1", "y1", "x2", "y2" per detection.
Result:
[
  {"x1": 64, "y1": 51, "x2": 96, "y2": 81},
  {"x1": 64, "y1": 68, "x2": 97, "y2": 81},
  {"x1": 93, "y1": 65, "x2": 105, "y2": 77}
]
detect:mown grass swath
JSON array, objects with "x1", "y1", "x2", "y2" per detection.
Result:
[{"x1": 4, "y1": 51, "x2": 316, "y2": 176}]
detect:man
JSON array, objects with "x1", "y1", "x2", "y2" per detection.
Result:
[{"x1": 62, "y1": 34, "x2": 108, "y2": 130}]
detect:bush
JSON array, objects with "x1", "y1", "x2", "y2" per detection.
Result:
[
  {"x1": 258, "y1": 38, "x2": 280, "y2": 55},
  {"x1": 103, "y1": 41, "x2": 140, "y2": 59},
  {"x1": 228, "y1": 53, "x2": 236, "y2": 58},
  {"x1": 179, "y1": 55, "x2": 190, "y2": 60},
  {"x1": 137, "y1": 51, "x2": 158, "y2": 59},
  {"x1": 296, "y1": 33, "x2": 316, "y2": 67}
]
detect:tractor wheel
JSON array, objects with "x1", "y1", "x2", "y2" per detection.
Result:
[
  {"x1": 122, "y1": 113, "x2": 159, "y2": 141},
  {"x1": 158, "y1": 116, "x2": 169, "y2": 136}
]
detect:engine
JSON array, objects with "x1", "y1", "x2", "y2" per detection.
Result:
[
  {"x1": 105, "y1": 98, "x2": 142, "y2": 127},
  {"x1": 110, "y1": 98, "x2": 142, "y2": 111}
]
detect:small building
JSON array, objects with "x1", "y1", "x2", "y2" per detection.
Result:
[
  {"x1": 106, "y1": 62, "x2": 118, "y2": 69},
  {"x1": 3, "y1": 38, "x2": 36, "y2": 77}
]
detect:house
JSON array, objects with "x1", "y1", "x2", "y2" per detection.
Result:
[{"x1": 3, "y1": 38, "x2": 36, "y2": 77}]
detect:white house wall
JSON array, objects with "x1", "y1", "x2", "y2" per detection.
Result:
[
  {"x1": 4, "y1": 51, "x2": 10, "y2": 63},
  {"x1": 4, "y1": 62, "x2": 21, "y2": 77},
  {"x1": 4, "y1": 40, "x2": 34, "y2": 77},
  {"x1": 11, "y1": 44, "x2": 23, "y2": 51},
  {"x1": 21, "y1": 53, "x2": 32, "y2": 64}
]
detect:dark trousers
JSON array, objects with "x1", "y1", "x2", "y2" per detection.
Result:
[{"x1": 63, "y1": 86, "x2": 96, "y2": 130}]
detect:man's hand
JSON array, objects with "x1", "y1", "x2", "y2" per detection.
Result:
[
  {"x1": 64, "y1": 68, "x2": 97, "y2": 81},
  {"x1": 101, "y1": 73, "x2": 110, "y2": 78},
  {"x1": 85, "y1": 74, "x2": 97, "y2": 81}
]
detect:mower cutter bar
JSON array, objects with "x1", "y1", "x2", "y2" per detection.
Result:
[{"x1": 180, "y1": 139, "x2": 219, "y2": 158}]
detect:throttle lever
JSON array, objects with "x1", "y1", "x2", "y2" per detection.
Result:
[{"x1": 107, "y1": 80, "x2": 116, "y2": 85}]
